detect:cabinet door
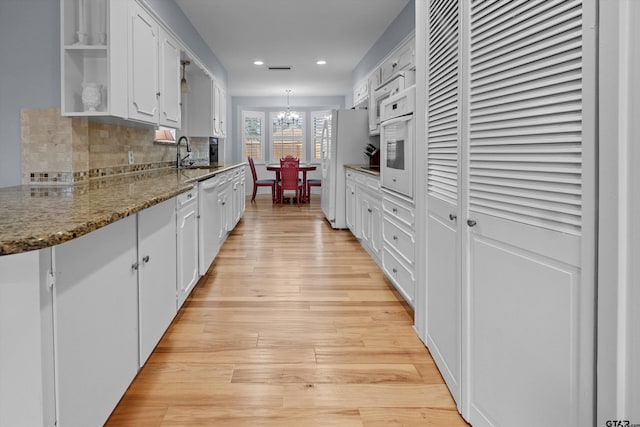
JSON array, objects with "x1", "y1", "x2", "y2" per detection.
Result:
[
  {"x1": 158, "y1": 27, "x2": 181, "y2": 128},
  {"x1": 464, "y1": 2, "x2": 590, "y2": 425},
  {"x1": 213, "y1": 82, "x2": 226, "y2": 137},
  {"x1": 128, "y1": 1, "x2": 158, "y2": 123},
  {"x1": 138, "y1": 198, "x2": 177, "y2": 366},
  {"x1": 370, "y1": 195, "x2": 383, "y2": 260},
  {"x1": 54, "y1": 216, "x2": 138, "y2": 427},
  {"x1": 425, "y1": 0, "x2": 462, "y2": 409},
  {"x1": 177, "y1": 194, "x2": 199, "y2": 309},
  {"x1": 346, "y1": 177, "x2": 358, "y2": 236}
]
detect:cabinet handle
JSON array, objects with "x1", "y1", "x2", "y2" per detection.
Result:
[
  {"x1": 142, "y1": 255, "x2": 150, "y2": 263},
  {"x1": 467, "y1": 219, "x2": 477, "y2": 227},
  {"x1": 187, "y1": 193, "x2": 192, "y2": 199},
  {"x1": 393, "y1": 235, "x2": 398, "y2": 241},
  {"x1": 392, "y1": 178, "x2": 397, "y2": 182},
  {"x1": 392, "y1": 268, "x2": 398, "y2": 274},
  {"x1": 156, "y1": 92, "x2": 161, "y2": 97},
  {"x1": 392, "y1": 208, "x2": 398, "y2": 213},
  {"x1": 449, "y1": 213, "x2": 457, "y2": 221},
  {"x1": 368, "y1": 208, "x2": 372, "y2": 213},
  {"x1": 131, "y1": 262, "x2": 139, "y2": 271}
]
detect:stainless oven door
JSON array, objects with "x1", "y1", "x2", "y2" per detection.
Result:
[{"x1": 381, "y1": 114, "x2": 414, "y2": 198}]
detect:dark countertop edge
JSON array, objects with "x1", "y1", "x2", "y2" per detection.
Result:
[
  {"x1": 0, "y1": 163, "x2": 246, "y2": 256},
  {"x1": 344, "y1": 164, "x2": 381, "y2": 177}
]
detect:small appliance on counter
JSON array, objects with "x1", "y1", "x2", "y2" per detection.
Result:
[
  {"x1": 364, "y1": 143, "x2": 380, "y2": 169},
  {"x1": 208, "y1": 137, "x2": 218, "y2": 165}
]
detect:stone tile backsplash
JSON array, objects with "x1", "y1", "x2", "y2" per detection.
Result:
[{"x1": 21, "y1": 109, "x2": 177, "y2": 184}]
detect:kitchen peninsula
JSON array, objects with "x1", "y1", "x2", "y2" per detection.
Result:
[{"x1": 0, "y1": 163, "x2": 245, "y2": 427}]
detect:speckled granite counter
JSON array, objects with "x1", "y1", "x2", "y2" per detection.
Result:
[
  {"x1": 344, "y1": 164, "x2": 381, "y2": 176},
  {"x1": 0, "y1": 163, "x2": 244, "y2": 256}
]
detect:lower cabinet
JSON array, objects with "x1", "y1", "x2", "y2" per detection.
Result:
[
  {"x1": 54, "y1": 215, "x2": 139, "y2": 427},
  {"x1": 138, "y1": 198, "x2": 177, "y2": 365},
  {"x1": 381, "y1": 190, "x2": 416, "y2": 307},
  {"x1": 345, "y1": 171, "x2": 359, "y2": 237},
  {"x1": 177, "y1": 187, "x2": 199, "y2": 308},
  {"x1": 360, "y1": 188, "x2": 383, "y2": 264}
]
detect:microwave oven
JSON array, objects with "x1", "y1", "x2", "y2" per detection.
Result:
[
  {"x1": 369, "y1": 70, "x2": 415, "y2": 135},
  {"x1": 380, "y1": 86, "x2": 416, "y2": 199}
]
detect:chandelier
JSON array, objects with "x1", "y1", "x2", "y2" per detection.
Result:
[{"x1": 276, "y1": 89, "x2": 299, "y2": 127}]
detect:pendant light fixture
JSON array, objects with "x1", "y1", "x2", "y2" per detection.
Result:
[
  {"x1": 180, "y1": 60, "x2": 191, "y2": 94},
  {"x1": 277, "y1": 89, "x2": 299, "y2": 127}
]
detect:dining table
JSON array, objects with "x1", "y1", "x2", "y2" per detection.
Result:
[{"x1": 266, "y1": 163, "x2": 317, "y2": 203}]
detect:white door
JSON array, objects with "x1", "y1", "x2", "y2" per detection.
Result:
[
  {"x1": 423, "y1": 0, "x2": 595, "y2": 425},
  {"x1": 158, "y1": 27, "x2": 181, "y2": 128},
  {"x1": 128, "y1": 2, "x2": 158, "y2": 123},
  {"x1": 177, "y1": 191, "x2": 199, "y2": 309},
  {"x1": 54, "y1": 216, "x2": 139, "y2": 427},
  {"x1": 463, "y1": 1, "x2": 592, "y2": 426},
  {"x1": 138, "y1": 198, "x2": 177, "y2": 366},
  {"x1": 425, "y1": 0, "x2": 462, "y2": 410}
]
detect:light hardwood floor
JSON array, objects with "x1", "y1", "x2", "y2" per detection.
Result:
[{"x1": 106, "y1": 194, "x2": 469, "y2": 426}]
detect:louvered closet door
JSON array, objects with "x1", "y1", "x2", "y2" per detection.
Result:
[
  {"x1": 465, "y1": 1, "x2": 591, "y2": 426},
  {"x1": 425, "y1": 0, "x2": 462, "y2": 410}
]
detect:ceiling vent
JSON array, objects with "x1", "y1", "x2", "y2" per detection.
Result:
[{"x1": 268, "y1": 66, "x2": 293, "y2": 71}]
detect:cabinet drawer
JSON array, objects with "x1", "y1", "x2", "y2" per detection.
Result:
[
  {"x1": 177, "y1": 186, "x2": 197, "y2": 206},
  {"x1": 382, "y1": 247, "x2": 415, "y2": 305},
  {"x1": 383, "y1": 197, "x2": 414, "y2": 228},
  {"x1": 365, "y1": 176, "x2": 381, "y2": 191},
  {"x1": 383, "y1": 216, "x2": 415, "y2": 264}
]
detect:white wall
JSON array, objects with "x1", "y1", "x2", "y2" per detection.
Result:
[{"x1": 0, "y1": 1, "x2": 60, "y2": 187}]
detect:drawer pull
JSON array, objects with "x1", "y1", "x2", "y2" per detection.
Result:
[
  {"x1": 392, "y1": 268, "x2": 398, "y2": 274},
  {"x1": 449, "y1": 213, "x2": 456, "y2": 221},
  {"x1": 392, "y1": 208, "x2": 398, "y2": 213},
  {"x1": 467, "y1": 219, "x2": 477, "y2": 227},
  {"x1": 393, "y1": 235, "x2": 398, "y2": 241},
  {"x1": 142, "y1": 255, "x2": 150, "y2": 263},
  {"x1": 131, "y1": 262, "x2": 139, "y2": 271}
]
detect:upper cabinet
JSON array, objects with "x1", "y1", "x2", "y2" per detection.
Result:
[
  {"x1": 187, "y1": 70, "x2": 227, "y2": 138},
  {"x1": 128, "y1": 1, "x2": 159, "y2": 124},
  {"x1": 379, "y1": 37, "x2": 415, "y2": 84},
  {"x1": 61, "y1": 0, "x2": 181, "y2": 128}
]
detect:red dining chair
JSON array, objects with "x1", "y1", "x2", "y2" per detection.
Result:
[
  {"x1": 248, "y1": 156, "x2": 276, "y2": 202},
  {"x1": 306, "y1": 178, "x2": 321, "y2": 202},
  {"x1": 278, "y1": 162, "x2": 303, "y2": 204}
]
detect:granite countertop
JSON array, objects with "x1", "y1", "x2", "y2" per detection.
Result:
[
  {"x1": 344, "y1": 164, "x2": 381, "y2": 176},
  {"x1": 0, "y1": 163, "x2": 244, "y2": 256}
]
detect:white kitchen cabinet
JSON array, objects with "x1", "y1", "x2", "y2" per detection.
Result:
[
  {"x1": 353, "y1": 78, "x2": 369, "y2": 107},
  {"x1": 345, "y1": 170, "x2": 359, "y2": 237},
  {"x1": 137, "y1": 198, "x2": 177, "y2": 365},
  {"x1": 359, "y1": 185, "x2": 383, "y2": 265},
  {"x1": 177, "y1": 186, "x2": 199, "y2": 308},
  {"x1": 61, "y1": 0, "x2": 181, "y2": 127},
  {"x1": 213, "y1": 79, "x2": 227, "y2": 138},
  {"x1": 128, "y1": 1, "x2": 159, "y2": 123},
  {"x1": 60, "y1": 0, "x2": 128, "y2": 117},
  {"x1": 158, "y1": 26, "x2": 181, "y2": 128},
  {"x1": 54, "y1": 215, "x2": 139, "y2": 427},
  {"x1": 379, "y1": 35, "x2": 415, "y2": 84},
  {"x1": 232, "y1": 167, "x2": 246, "y2": 227},
  {"x1": 217, "y1": 178, "x2": 233, "y2": 242},
  {"x1": 382, "y1": 190, "x2": 415, "y2": 306},
  {"x1": 368, "y1": 71, "x2": 382, "y2": 134},
  {"x1": 186, "y1": 65, "x2": 214, "y2": 137}
]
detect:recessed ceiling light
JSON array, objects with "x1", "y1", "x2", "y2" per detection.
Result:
[
  {"x1": 254, "y1": 60, "x2": 264, "y2": 66},
  {"x1": 316, "y1": 60, "x2": 327, "y2": 65}
]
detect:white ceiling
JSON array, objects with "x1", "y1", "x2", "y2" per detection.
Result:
[{"x1": 175, "y1": 0, "x2": 411, "y2": 97}]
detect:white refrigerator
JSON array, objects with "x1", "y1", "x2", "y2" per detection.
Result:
[{"x1": 320, "y1": 109, "x2": 373, "y2": 228}]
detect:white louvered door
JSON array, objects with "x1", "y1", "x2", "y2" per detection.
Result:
[
  {"x1": 425, "y1": 0, "x2": 463, "y2": 411},
  {"x1": 464, "y1": 1, "x2": 592, "y2": 426}
]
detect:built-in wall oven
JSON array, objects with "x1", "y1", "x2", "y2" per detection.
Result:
[
  {"x1": 370, "y1": 70, "x2": 415, "y2": 135},
  {"x1": 380, "y1": 86, "x2": 416, "y2": 199}
]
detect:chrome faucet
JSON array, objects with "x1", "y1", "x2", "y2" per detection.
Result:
[{"x1": 177, "y1": 136, "x2": 193, "y2": 168}]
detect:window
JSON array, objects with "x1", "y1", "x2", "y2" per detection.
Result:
[
  {"x1": 242, "y1": 111, "x2": 264, "y2": 160},
  {"x1": 311, "y1": 111, "x2": 330, "y2": 161},
  {"x1": 270, "y1": 112, "x2": 305, "y2": 160}
]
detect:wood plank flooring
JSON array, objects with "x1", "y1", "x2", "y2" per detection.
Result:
[{"x1": 106, "y1": 194, "x2": 469, "y2": 426}]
